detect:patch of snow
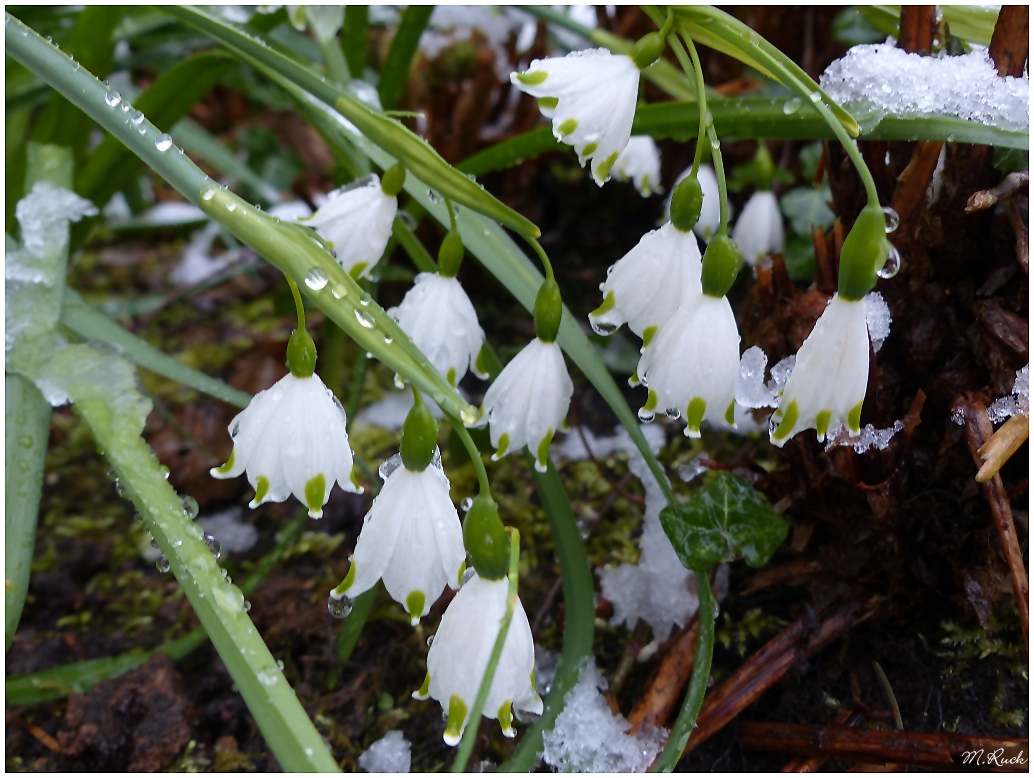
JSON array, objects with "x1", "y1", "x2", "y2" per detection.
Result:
[
  {"x1": 535, "y1": 644, "x2": 559, "y2": 696},
  {"x1": 678, "y1": 453, "x2": 709, "y2": 483},
  {"x1": 198, "y1": 506, "x2": 258, "y2": 555},
  {"x1": 358, "y1": 730, "x2": 411, "y2": 773},
  {"x1": 541, "y1": 658, "x2": 666, "y2": 773},
  {"x1": 170, "y1": 222, "x2": 244, "y2": 286},
  {"x1": 550, "y1": 423, "x2": 665, "y2": 462},
  {"x1": 864, "y1": 291, "x2": 892, "y2": 352},
  {"x1": 736, "y1": 346, "x2": 794, "y2": 410},
  {"x1": 820, "y1": 43, "x2": 1029, "y2": 132},
  {"x1": 987, "y1": 363, "x2": 1030, "y2": 423},
  {"x1": 353, "y1": 390, "x2": 453, "y2": 431},
  {"x1": 825, "y1": 420, "x2": 904, "y2": 453}
]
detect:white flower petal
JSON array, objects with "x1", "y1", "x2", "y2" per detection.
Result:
[
  {"x1": 591, "y1": 222, "x2": 702, "y2": 339},
  {"x1": 511, "y1": 49, "x2": 639, "y2": 186},
  {"x1": 612, "y1": 136, "x2": 662, "y2": 197},
  {"x1": 393, "y1": 274, "x2": 485, "y2": 384},
  {"x1": 731, "y1": 190, "x2": 783, "y2": 266},
  {"x1": 305, "y1": 176, "x2": 397, "y2": 279},
  {"x1": 771, "y1": 294, "x2": 871, "y2": 445}
]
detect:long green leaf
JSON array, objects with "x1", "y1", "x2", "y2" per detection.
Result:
[
  {"x1": 342, "y1": 6, "x2": 369, "y2": 78},
  {"x1": 76, "y1": 51, "x2": 236, "y2": 205},
  {"x1": 378, "y1": 5, "x2": 434, "y2": 110},
  {"x1": 163, "y1": 5, "x2": 541, "y2": 239},
  {"x1": 59, "y1": 289, "x2": 253, "y2": 409}
]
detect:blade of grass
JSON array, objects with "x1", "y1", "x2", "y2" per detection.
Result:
[
  {"x1": 378, "y1": 5, "x2": 434, "y2": 110},
  {"x1": 342, "y1": 6, "x2": 369, "y2": 80},
  {"x1": 60, "y1": 289, "x2": 253, "y2": 409}
]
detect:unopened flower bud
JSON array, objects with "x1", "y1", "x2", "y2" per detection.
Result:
[
  {"x1": 380, "y1": 162, "x2": 407, "y2": 197},
  {"x1": 700, "y1": 234, "x2": 742, "y2": 298},
  {"x1": 401, "y1": 390, "x2": 438, "y2": 472},
  {"x1": 286, "y1": 327, "x2": 317, "y2": 378},
  {"x1": 533, "y1": 278, "x2": 563, "y2": 344},
  {"x1": 463, "y1": 494, "x2": 509, "y2": 580},
  {"x1": 670, "y1": 175, "x2": 703, "y2": 233},
  {"x1": 438, "y1": 229, "x2": 465, "y2": 278},
  {"x1": 837, "y1": 204, "x2": 890, "y2": 301},
  {"x1": 630, "y1": 31, "x2": 665, "y2": 70}
]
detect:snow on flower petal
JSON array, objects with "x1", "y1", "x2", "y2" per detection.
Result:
[
  {"x1": 425, "y1": 573, "x2": 542, "y2": 745},
  {"x1": 590, "y1": 222, "x2": 702, "y2": 340},
  {"x1": 304, "y1": 174, "x2": 397, "y2": 280},
  {"x1": 637, "y1": 293, "x2": 741, "y2": 437},
  {"x1": 340, "y1": 461, "x2": 465, "y2": 624},
  {"x1": 480, "y1": 338, "x2": 573, "y2": 470},
  {"x1": 389, "y1": 273, "x2": 485, "y2": 385},
  {"x1": 511, "y1": 48, "x2": 640, "y2": 186},
  {"x1": 731, "y1": 190, "x2": 784, "y2": 266},
  {"x1": 612, "y1": 136, "x2": 663, "y2": 197},
  {"x1": 210, "y1": 373, "x2": 358, "y2": 518},
  {"x1": 771, "y1": 294, "x2": 870, "y2": 446}
]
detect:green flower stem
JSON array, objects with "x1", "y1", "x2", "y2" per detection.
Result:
[
  {"x1": 444, "y1": 410, "x2": 492, "y2": 496},
  {"x1": 707, "y1": 122, "x2": 730, "y2": 235},
  {"x1": 5, "y1": 374, "x2": 52, "y2": 651},
  {"x1": 444, "y1": 196, "x2": 458, "y2": 233},
  {"x1": 285, "y1": 275, "x2": 307, "y2": 333},
  {"x1": 651, "y1": 572, "x2": 715, "y2": 772},
  {"x1": 452, "y1": 527, "x2": 521, "y2": 773},
  {"x1": 71, "y1": 388, "x2": 337, "y2": 771},
  {"x1": 334, "y1": 587, "x2": 377, "y2": 663},
  {"x1": 526, "y1": 237, "x2": 555, "y2": 284},
  {"x1": 318, "y1": 35, "x2": 350, "y2": 87},
  {"x1": 683, "y1": 36, "x2": 708, "y2": 180}
]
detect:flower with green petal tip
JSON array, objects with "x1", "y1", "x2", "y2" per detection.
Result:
[
  {"x1": 210, "y1": 372, "x2": 359, "y2": 518},
  {"x1": 420, "y1": 572, "x2": 542, "y2": 746},
  {"x1": 731, "y1": 190, "x2": 784, "y2": 266},
  {"x1": 511, "y1": 48, "x2": 639, "y2": 187},
  {"x1": 389, "y1": 273, "x2": 486, "y2": 386},
  {"x1": 589, "y1": 222, "x2": 702, "y2": 341},
  {"x1": 303, "y1": 174, "x2": 397, "y2": 280},
  {"x1": 478, "y1": 338, "x2": 573, "y2": 472},
  {"x1": 637, "y1": 292, "x2": 741, "y2": 438},
  {"x1": 334, "y1": 451, "x2": 465, "y2": 625},
  {"x1": 612, "y1": 136, "x2": 663, "y2": 197},
  {"x1": 770, "y1": 293, "x2": 870, "y2": 446}
]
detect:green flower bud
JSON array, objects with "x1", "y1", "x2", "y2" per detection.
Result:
[
  {"x1": 438, "y1": 229, "x2": 464, "y2": 278},
  {"x1": 670, "y1": 175, "x2": 703, "y2": 233},
  {"x1": 630, "y1": 31, "x2": 665, "y2": 70},
  {"x1": 754, "y1": 142, "x2": 774, "y2": 191},
  {"x1": 700, "y1": 234, "x2": 742, "y2": 298},
  {"x1": 286, "y1": 328, "x2": 317, "y2": 378},
  {"x1": 380, "y1": 162, "x2": 407, "y2": 197},
  {"x1": 463, "y1": 494, "x2": 509, "y2": 580},
  {"x1": 534, "y1": 278, "x2": 563, "y2": 343},
  {"x1": 400, "y1": 390, "x2": 439, "y2": 472},
  {"x1": 838, "y1": 204, "x2": 890, "y2": 301}
]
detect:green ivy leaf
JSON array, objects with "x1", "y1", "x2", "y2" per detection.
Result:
[
  {"x1": 659, "y1": 472, "x2": 788, "y2": 571},
  {"x1": 780, "y1": 184, "x2": 835, "y2": 236}
]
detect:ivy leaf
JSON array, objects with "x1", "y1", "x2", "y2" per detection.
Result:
[
  {"x1": 659, "y1": 472, "x2": 788, "y2": 571},
  {"x1": 780, "y1": 184, "x2": 835, "y2": 236}
]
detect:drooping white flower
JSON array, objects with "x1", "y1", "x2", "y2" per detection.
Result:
[
  {"x1": 416, "y1": 573, "x2": 542, "y2": 745},
  {"x1": 479, "y1": 338, "x2": 573, "y2": 471},
  {"x1": 511, "y1": 48, "x2": 640, "y2": 186},
  {"x1": 334, "y1": 454, "x2": 466, "y2": 624},
  {"x1": 637, "y1": 292, "x2": 741, "y2": 437},
  {"x1": 612, "y1": 136, "x2": 662, "y2": 197},
  {"x1": 210, "y1": 373, "x2": 359, "y2": 518},
  {"x1": 666, "y1": 164, "x2": 724, "y2": 242},
  {"x1": 589, "y1": 223, "x2": 702, "y2": 341},
  {"x1": 304, "y1": 174, "x2": 397, "y2": 280},
  {"x1": 731, "y1": 190, "x2": 783, "y2": 266},
  {"x1": 770, "y1": 293, "x2": 870, "y2": 446},
  {"x1": 389, "y1": 273, "x2": 486, "y2": 385}
]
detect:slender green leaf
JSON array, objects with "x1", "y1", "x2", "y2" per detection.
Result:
[
  {"x1": 392, "y1": 213, "x2": 437, "y2": 273},
  {"x1": 59, "y1": 289, "x2": 253, "y2": 409},
  {"x1": 5, "y1": 375, "x2": 51, "y2": 651},
  {"x1": 342, "y1": 6, "x2": 369, "y2": 79},
  {"x1": 378, "y1": 5, "x2": 434, "y2": 110},
  {"x1": 77, "y1": 51, "x2": 236, "y2": 205},
  {"x1": 659, "y1": 472, "x2": 789, "y2": 571},
  {"x1": 335, "y1": 587, "x2": 377, "y2": 662},
  {"x1": 941, "y1": 6, "x2": 1000, "y2": 46}
]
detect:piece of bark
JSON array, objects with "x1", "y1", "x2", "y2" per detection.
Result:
[
  {"x1": 740, "y1": 722, "x2": 1029, "y2": 771},
  {"x1": 627, "y1": 622, "x2": 700, "y2": 734},
  {"x1": 977, "y1": 413, "x2": 1030, "y2": 483},
  {"x1": 897, "y1": 6, "x2": 935, "y2": 55},
  {"x1": 988, "y1": 6, "x2": 1029, "y2": 78}
]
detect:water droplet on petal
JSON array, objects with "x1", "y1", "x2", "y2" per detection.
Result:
[
  {"x1": 590, "y1": 320, "x2": 617, "y2": 337},
  {"x1": 304, "y1": 267, "x2": 328, "y2": 290},
  {"x1": 155, "y1": 133, "x2": 173, "y2": 152},
  {"x1": 877, "y1": 245, "x2": 901, "y2": 278},
  {"x1": 105, "y1": 91, "x2": 122, "y2": 107},
  {"x1": 665, "y1": 408, "x2": 681, "y2": 420},
  {"x1": 638, "y1": 407, "x2": 656, "y2": 423},
  {"x1": 328, "y1": 593, "x2": 353, "y2": 619},
  {"x1": 882, "y1": 206, "x2": 899, "y2": 233}
]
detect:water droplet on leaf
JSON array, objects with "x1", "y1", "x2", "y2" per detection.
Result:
[
  {"x1": 155, "y1": 133, "x2": 173, "y2": 152},
  {"x1": 105, "y1": 91, "x2": 121, "y2": 108},
  {"x1": 304, "y1": 267, "x2": 328, "y2": 290}
]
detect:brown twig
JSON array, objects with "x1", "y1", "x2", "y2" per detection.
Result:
[
  {"x1": 897, "y1": 6, "x2": 936, "y2": 55},
  {"x1": 988, "y1": 6, "x2": 1029, "y2": 79},
  {"x1": 956, "y1": 392, "x2": 1029, "y2": 648},
  {"x1": 977, "y1": 413, "x2": 1030, "y2": 483},
  {"x1": 627, "y1": 621, "x2": 700, "y2": 734},
  {"x1": 5, "y1": 713, "x2": 62, "y2": 754},
  {"x1": 780, "y1": 710, "x2": 857, "y2": 772},
  {"x1": 1004, "y1": 200, "x2": 1029, "y2": 273},
  {"x1": 965, "y1": 172, "x2": 1030, "y2": 214},
  {"x1": 740, "y1": 722, "x2": 1029, "y2": 772}
]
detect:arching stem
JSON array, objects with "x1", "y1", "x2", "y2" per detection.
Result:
[
  {"x1": 445, "y1": 410, "x2": 492, "y2": 496},
  {"x1": 526, "y1": 236, "x2": 555, "y2": 283},
  {"x1": 684, "y1": 36, "x2": 708, "y2": 180},
  {"x1": 285, "y1": 275, "x2": 307, "y2": 333}
]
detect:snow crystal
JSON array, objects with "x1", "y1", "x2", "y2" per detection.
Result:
[
  {"x1": 535, "y1": 644, "x2": 559, "y2": 696},
  {"x1": 170, "y1": 222, "x2": 248, "y2": 286},
  {"x1": 678, "y1": 452, "x2": 709, "y2": 483},
  {"x1": 358, "y1": 730, "x2": 411, "y2": 773},
  {"x1": 422, "y1": 7, "x2": 536, "y2": 81},
  {"x1": 987, "y1": 364, "x2": 1030, "y2": 423},
  {"x1": 736, "y1": 346, "x2": 795, "y2": 409},
  {"x1": 550, "y1": 423, "x2": 665, "y2": 462},
  {"x1": 820, "y1": 43, "x2": 1029, "y2": 132},
  {"x1": 541, "y1": 658, "x2": 666, "y2": 773},
  {"x1": 825, "y1": 421, "x2": 904, "y2": 453},
  {"x1": 864, "y1": 291, "x2": 892, "y2": 353},
  {"x1": 353, "y1": 390, "x2": 451, "y2": 431},
  {"x1": 198, "y1": 507, "x2": 258, "y2": 555}
]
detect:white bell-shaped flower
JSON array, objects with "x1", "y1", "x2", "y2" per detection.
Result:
[
  {"x1": 416, "y1": 572, "x2": 542, "y2": 745},
  {"x1": 334, "y1": 454, "x2": 466, "y2": 624},
  {"x1": 612, "y1": 136, "x2": 662, "y2": 197},
  {"x1": 511, "y1": 48, "x2": 639, "y2": 186},
  {"x1": 210, "y1": 372, "x2": 359, "y2": 518},
  {"x1": 771, "y1": 294, "x2": 870, "y2": 446},
  {"x1": 589, "y1": 222, "x2": 702, "y2": 341},
  {"x1": 665, "y1": 164, "x2": 724, "y2": 242},
  {"x1": 637, "y1": 292, "x2": 741, "y2": 437},
  {"x1": 479, "y1": 338, "x2": 573, "y2": 471},
  {"x1": 304, "y1": 174, "x2": 397, "y2": 280},
  {"x1": 389, "y1": 273, "x2": 486, "y2": 385},
  {"x1": 731, "y1": 190, "x2": 783, "y2": 266}
]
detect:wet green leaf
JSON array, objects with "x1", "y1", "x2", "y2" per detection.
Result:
[
  {"x1": 659, "y1": 472, "x2": 788, "y2": 571},
  {"x1": 780, "y1": 184, "x2": 835, "y2": 236}
]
